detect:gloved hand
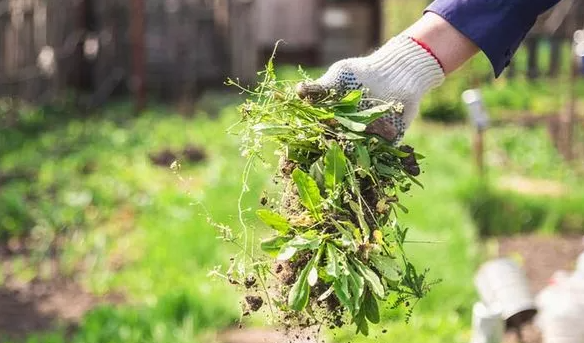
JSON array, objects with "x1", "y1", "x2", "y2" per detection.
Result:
[{"x1": 297, "y1": 35, "x2": 445, "y2": 143}]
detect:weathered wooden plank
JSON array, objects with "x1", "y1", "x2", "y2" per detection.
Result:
[
  {"x1": 525, "y1": 37, "x2": 541, "y2": 80},
  {"x1": 45, "y1": 0, "x2": 64, "y2": 100},
  {"x1": 0, "y1": 7, "x2": 7, "y2": 85},
  {"x1": 548, "y1": 36, "x2": 564, "y2": 78},
  {"x1": 228, "y1": 0, "x2": 258, "y2": 85},
  {"x1": 20, "y1": 8, "x2": 37, "y2": 100},
  {"x1": 177, "y1": 0, "x2": 198, "y2": 112},
  {"x1": 130, "y1": 0, "x2": 145, "y2": 112},
  {"x1": 256, "y1": 0, "x2": 318, "y2": 49},
  {"x1": 0, "y1": 0, "x2": 240, "y2": 104},
  {"x1": 91, "y1": 0, "x2": 129, "y2": 105},
  {"x1": 322, "y1": 2, "x2": 375, "y2": 64}
]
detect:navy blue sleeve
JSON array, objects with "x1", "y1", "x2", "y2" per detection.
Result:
[{"x1": 425, "y1": 0, "x2": 562, "y2": 77}]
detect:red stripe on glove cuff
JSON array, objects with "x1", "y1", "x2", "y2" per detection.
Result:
[{"x1": 409, "y1": 37, "x2": 445, "y2": 72}]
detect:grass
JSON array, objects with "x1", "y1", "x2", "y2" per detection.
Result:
[
  {"x1": 1, "y1": 98, "x2": 259, "y2": 342},
  {"x1": 421, "y1": 48, "x2": 584, "y2": 122},
  {"x1": 463, "y1": 125, "x2": 584, "y2": 236}
]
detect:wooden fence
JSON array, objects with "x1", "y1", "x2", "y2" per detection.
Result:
[
  {"x1": 510, "y1": 0, "x2": 584, "y2": 79},
  {"x1": 0, "y1": 0, "x2": 258, "y2": 108},
  {"x1": 1, "y1": 0, "x2": 581, "y2": 107},
  {"x1": 0, "y1": 0, "x2": 83, "y2": 103}
]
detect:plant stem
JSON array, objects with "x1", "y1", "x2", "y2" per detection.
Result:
[{"x1": 238, "y1": 154, "x2": 255, "y2": 269}]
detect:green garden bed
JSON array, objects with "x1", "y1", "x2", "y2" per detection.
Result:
[{"x1": 463, "y1": 182, "x2": 584, "y2": 237}]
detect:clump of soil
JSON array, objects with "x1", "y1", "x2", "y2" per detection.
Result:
[
  {"x1": 182, "y1": 144, "x2": 206, "y2": 162},
  {"x1": 244, "y1": 275, "x2": 257, "y2": 289},
  {"x1": 149, "y1": 148, "x2": 177, "y2": 167},
  {"x1": 274, "y1": 262, "x2": 296, "y2": 286},
  {"x1": 149, "y1": 144, "x2": 206, "y2": 167},
  {"x1": 245, "y1": 295, "x2": 264, "y2": 312},
  {"x1": 399, "y1": 145, "x2": 420, "y2": 176},
  {"x1": 313, "y1": 282, "x2": 345, "y2": 329}
]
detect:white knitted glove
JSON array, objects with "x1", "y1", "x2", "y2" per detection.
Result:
[{"x1": 297, "y1": 35, "x2": 445, "y2": 143}]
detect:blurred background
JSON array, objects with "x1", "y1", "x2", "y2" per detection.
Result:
[{"x1": 0, "y1": 0, "x2": 583, "y2": 342}]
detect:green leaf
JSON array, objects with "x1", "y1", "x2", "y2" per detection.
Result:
[
  {"x1": 414, "y1": 152, "x2": 426, "y2": 160},
  {"x1": 324, "y1": 142, "x2": 347, "y2": 191},
  {"x1": 299, "y1": 229, "x2": 320, "y2": 241},
  {"x1": 370, "y1": 253, "x2": 401, "y2": 282},
  {"x1": 337, "y1": 105, "x2": 392, "y2": 124},
  {"x1": 375, "y1": 163, "x2": 399, "y2": 178},
  {"x1": 325, "y1": 243, "x2": 340, "y2": 278},
  {"x1": 308, "y1": 244, "x2": 326, "y2": 286},
  {"x1": 341, "y1": 90, "x2": 362, "y2": 107},
  {"x1": 287, "y1": 141, "x2": 321, "y2": 153},
  {"x1": 292, "y1": 168, "x2": 324, "y2": 221},
  {"x1": 333, "y1": 276, "x2": 353, "y2": 314},
  {"x1": 344, "y1": 161, "x2": 357, "y2": 193},
  {"x1": 355, "y1": 144, "x2": 371, "y2": 176},
  {"x1": 383, "y1": 146, "x2": 410, "y2": 158},
  {"x1": 349, "y1": 200, "x2": 370, "y2": 241},
  {"x1": 277, "y1": 246, "x2": 297, "y2": 261},
  {"x1": 277, "y1": 234, "x2": 322, "y2": 260},
  {"x1": 363, "y1": 289, "x2": 380, "y2": 324},
  {"x1": 406, "y1": 173, "x2": 425, "y2": 189},
  {"x1": 347, "y1": 262, "x2": 365, "y2": 314},
  {"x1": 260, "y1": 236, "x2": 292, "y2": 257},
  {"x1": 288, "y1": 258, "x2": 314, "y2": 311},
  {"x1": 334, "y1": 90, "x2": 362, "y2": 112},
  {"x1": 283, "y1": 102, "x2": 335, "y2": 121},
  {"x1": 256, "y1": 210, "x2": 291, "y2": 234},
  {"x1": 395, "y1": 202, "x2": 409, "y2": 214},
  {"x1": 334, "y1": 116, "x2": 367, "y2": 132},
  {"x1": 351, "y1": 257, "x2": 385, "y2": 298},
  {"x1": 331, "y1": 219, "x2": 352, "y2": 239},
  {"x1": 288, "y1": 233, "x2": 322, "y2": 250},
  {"x1": 288, "y1": 101, "x2": 334, "y2": 120},
  {"x1": 266, "y1": 43, "x2": 278, "y2": 78},
  {"x1": 341, "y1": 220, "x2": 363, "y2": 245},
  {"x1": 354, "y1": 309, "x2": 369, "y2": 336},
  {"x1": 303, "y1": 105, "x2": 335, "y2": 119},
  {"x1": 309, "y1": 158, "x2": 325, "y2": 190},
  {"x1": 286, "y1": 147, "x2": 320, "y2": 165},
  {"x1": 341, "y1": 132, "x2": 366, "y2": 140},
  {"x1": 331, "y1": 219, "x2": 358, "y2": 251}
]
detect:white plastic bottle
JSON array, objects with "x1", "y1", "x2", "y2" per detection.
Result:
[
  {"x1": 470, "y1": 302, "x2": 504, "y2": 343},
  {"x1": 536, "y1": 268, "x2": 584, "y2": 343},
  {"x1": 576, "y1": 252, "x2": 584, "y2": 278}
]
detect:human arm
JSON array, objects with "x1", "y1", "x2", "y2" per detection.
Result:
[
  {"x1": 297, "y1": 0, "x2": 563, "y2": 143},
  {"x1": 426, "y1": 0, "x2": 562, "y2": 77}
]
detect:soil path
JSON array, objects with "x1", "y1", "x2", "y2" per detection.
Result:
[
  {"x1": 498, "y1": 234, "x2": 584, "y2": 294},
  {"x1": 218, "y1": 327, "x2": 320, "y2": 343},
  {"x1": 0, "y1": 250, "x2": 123, "y2": 340}
]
